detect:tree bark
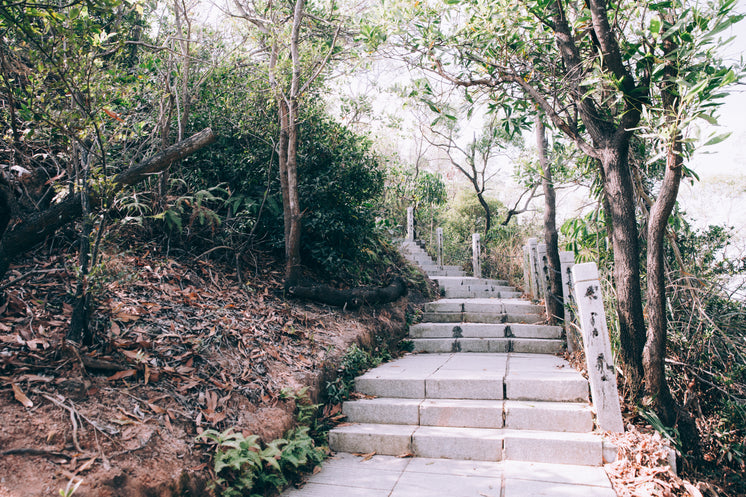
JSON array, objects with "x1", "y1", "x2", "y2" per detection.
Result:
[
  {"x1": 598, "y1": 131, "x2": 647, "y2": 398},
  {"x1": 642, "y1": 34, "x2": 699, "y2": 453},
  {"x1": 0, "y1": 128, "x2": 215, "y2": 278},
  {"x1": 535, "y1": 118, "x2": 564, "y2": 325}
]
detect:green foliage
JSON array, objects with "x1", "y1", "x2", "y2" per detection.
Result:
[
  {"x1": 187, "y1": 71, "x2": 388, "y2": 281},
  {"x1": 198, "y1": 425, "x2": 324, "y2": 497},
  {"x1": 325, "y1": 344, "x2": 387, "y2": 405}
]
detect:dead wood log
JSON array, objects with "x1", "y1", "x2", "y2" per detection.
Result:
[
  {"x1": 288, "y1": 277, "x2": 407, "y2": 309},
  {"x1": 0, "y1": 128, "x2": 215, "y2": 278}
]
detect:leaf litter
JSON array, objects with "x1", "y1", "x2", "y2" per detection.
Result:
[{"x1": 0, "y1": 250, "x2": 404, "y2": 496}]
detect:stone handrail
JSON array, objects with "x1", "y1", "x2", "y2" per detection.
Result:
[{"x1": 522, "y1": 239, "x2": 624, "y2": 433}]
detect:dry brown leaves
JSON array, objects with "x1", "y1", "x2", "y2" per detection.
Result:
[{"x1": 605, "y1": 426, "x2": 723, "y2": 497}]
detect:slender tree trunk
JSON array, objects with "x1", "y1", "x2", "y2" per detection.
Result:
[
  {"x1": 642, "y1": 34, "x2": 699, "y2": 453},
  {"x1": 476, "y1": 191, "x2": 491, "y2": 235},
  {"x1": 599, "y1": 131, "x2": 647, "y2": 399},
  {"x1": 536, "y1": 118, "x2": 563, "y2": 325},
  {"x1": 284, "y1": 98, "x2": 302, "y2": 286}
]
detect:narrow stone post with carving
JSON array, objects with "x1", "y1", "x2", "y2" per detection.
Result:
[
  {"x1": 527, "y1": 238, "x2": 539, "y2": 299},
  {"x1": 406, "y1": 206, "x2": 414, "y2": 242},
  {"x1": 436, "y1": 228, "x2": 444, "y2": 267},
  {"x1": 537, "y1": 242, "x2": 548, "y2": 302},
  {"x1": 522, "y1": 245, "x2": 532, "y2": 297},
  {"x1": 560, "y1": 250, "x2": 578, "y2": 352},
  {"x1": 472, "y1": 233, "x2": 481, "y2": 278},
  {"x1": 571, "y1": 262, "x2": 624, "y2": 433}
]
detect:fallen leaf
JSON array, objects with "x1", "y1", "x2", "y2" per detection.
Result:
[
  {"x1": 396, "y1": 452, "x2": 414, "y2": 458},
  {"x1": 11, "y1": 383, "x2": 33, "y2": 407},
  {"x1": 107, "y1": 369, "x2": 137, "y2": 381}
]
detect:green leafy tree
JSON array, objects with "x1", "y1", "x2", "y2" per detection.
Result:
[{"x1": 380, "y1": 0, "x2": 743, "y2": 445}]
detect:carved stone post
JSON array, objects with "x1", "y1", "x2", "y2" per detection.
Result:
[
  {"x1": 522, "y1": 244, "x2": 532, "y2": 297},
  {"x1": 571, "y1": 263, "x2": 624, "y2": 433},
  {"x1": 472, "y1": 233, "x2": 481, "y2": 279},
  {"x1": 536, "y1": 242, "x2": 548, "y2": 299},
  {"x1": 436, "y1": 228, "x2": 444, "y2": 267},
  {"x1": 560, "y1": 251, "x2": 578, "y2": 352},
  {"x1": 406, "y1": 206, "x2": 414, "y2": 242},
  {"x1": 527, "y1": 238, "x2": 539, "y2": 299}
]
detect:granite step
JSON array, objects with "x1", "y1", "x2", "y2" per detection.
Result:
[
  {"x1": 409, "y1": 322, "x2": 563, "y2": 340},
  {"x1": 342, "y1": 398, "x2": 593, "y2": 432},
  {"x1": 329, "y1": 424, "x2": 608, "y2": 465}
]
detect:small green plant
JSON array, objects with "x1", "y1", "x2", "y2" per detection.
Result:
[
  {"x1": 639, "y1": 408, "x2": 682, "y2": 453},
  {"x1": 324, "y1": 344, "x2": 387, "y2": 405},
  {"x1": 198, "y1": 425, "x2": 324, "y2": 497},
  {"x1": 399, "y1": 339, "x2": 415, "y2": 353}
]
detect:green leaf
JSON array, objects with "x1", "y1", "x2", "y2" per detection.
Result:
[{"x1": 703, "y1": 131, "x2": 731, "y2": 147}]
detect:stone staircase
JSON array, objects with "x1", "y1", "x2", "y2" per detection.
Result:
[{"x1": 328, "y1": 240, "x2": 617, "y2": 467}]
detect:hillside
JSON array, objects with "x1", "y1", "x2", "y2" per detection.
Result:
[{"x1": 0, "y1": 245, "x2": 422, "y2": 496}]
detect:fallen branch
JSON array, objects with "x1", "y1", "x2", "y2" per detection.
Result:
[
  {"x1": 0, "y1": 448, "x2": 71, "y2": 460},
  {"x1": 0, "y1": 128, "x2": 216, "y2": 279},
  {"x1": 288, "y1": 277, "x2": 407, "y2": 310}
]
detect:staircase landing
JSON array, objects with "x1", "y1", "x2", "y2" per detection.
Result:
[{"x1": 282, "y1": 453, "x2": 616, "y2": 497}]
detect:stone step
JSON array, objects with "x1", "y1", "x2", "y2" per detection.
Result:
[
  {"x1": 422, "y1": 311, "x2": 544, "y2": 324},
  {"x1": 409, "y1": 323, "x2": 563, "y2": 340},
  {"x1": 342, "y1": 398, "x2": 593, "y2": 432},
  {"x1": 424, "y1": 269, "x2": 468, "y2": 277},
  {"x1": 432, "y1": 276, "x2": 510, "y2": 287},
  {"x1": 421, "y1": 264, "x2": 463, "y2": 271},
  {"x1": 329, "y1": 424, "x2": 607, "y2": 465},
  {"x1": 411, "y1": 337, "x2": 564, "y2": 354},
  {"x1": 424, "y1": 299, "x2": 543, "y2": 315},
  {"x1": 442, "y1": 288, "x2": 523, "y2": 299},
  {"x1": 422, "y1": 299, "x2": 544, "y2": 324},
  {"x1": 354, "y1": 354, "x2": 588, "y2": 402}
]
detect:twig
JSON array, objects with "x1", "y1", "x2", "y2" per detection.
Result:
[
  {"x1": 0, "y1": 448, "x2": 71, "y2": 460},
  {"x1": 0, "y1": 268, "x2": 65, "y2": 291},
  {"x1": 33, "y1": 390, "x2": 117, "y2": 443}
]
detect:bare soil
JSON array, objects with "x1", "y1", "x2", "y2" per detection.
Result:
[{"x1": 0, "y1": 249, "x2": 413, "y2": 496}]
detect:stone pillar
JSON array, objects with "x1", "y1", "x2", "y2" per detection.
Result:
[
  {"x1": 436, "y1": 228, "x2": 444, "y2": 267},
  {"x1": 536, "y1": 242, "x2": 548, "y2": 299},
  {"x1": 527, "y1": 238, "x2": 539, "y2": 300},
  {"x1": 571, "y1": 263, "x2": 624, "y2": 433},
  {"x1": 472, "y1": 233, "x2": 481, "y2": 279},
  {"x1": 406, "y1": 206, "x2": 414, "y2": 241},
  {"x1": 559, "y1": 251, "x2": 578, "y2": 352},
  {"x1": 522, "y1": 245, "x2": 532, "y2": 297}
]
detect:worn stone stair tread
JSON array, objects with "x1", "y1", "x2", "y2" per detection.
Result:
[
  {"x1": 411, "y1": 337, "x2": 564, "y2": 354},
  {"x1": 422, "y1": 312, "x2": 545, "y2": 324},
  {"x1": 342, "y1": 398, "x2": 592, "y2": 432},
  {"x1": 329, "y1": 423, "x2": 606, "y2": 464},
  {"x1": 442, "y1": 289, "x2": 524, "y2": 299},
  {"x1": 426, "y1": 299, "x2": 544, "y2": 313},
  {"x1": 432, "y1": 276, "x2": 510, "y2": 286},
  {"x1": 409, "y1": 322, "x2": 563, "y2": 339}
]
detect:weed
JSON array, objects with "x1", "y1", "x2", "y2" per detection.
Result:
[{"x1": 324, "y1": 344, "x2": 386, "y2": 405}]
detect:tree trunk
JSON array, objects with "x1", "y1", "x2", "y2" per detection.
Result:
[
  {"x1": 284, "y1": 98, "x2": 302, "y2": 287},
  {"x1": 535, "y1": 118, "x2": 564, "y2": 325},
  {"x1": 599, "y1": 131, "x2": 647, "y2": 399},
  {"x1": 642, "y1": 34, "x2": 699, "y2": 453},
  {"x1": 0, "y1": 128, "x2": 215, "y2": 279},
  {"x1": 476, "y1": 191, "x2": 491, "y2": 235}
]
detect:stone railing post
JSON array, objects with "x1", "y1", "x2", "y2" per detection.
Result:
[
  {"x1": 436, "y1": 228, "x2": 444, "y2": 267},
  {"x1": 537, "y1": 242, "x2": 548, "y2": 300},
  {"x1": 406, "y1": 206, "x2": 414, "y2": 242},
  {"x1": 522, "y1": 244, "x2": 532, "y2": 297},
  {"x1": 571, "y1": 262, "x2": 624, "y2": 433},
  {"x1": 527, "y1": 238, "x2": 539, "y2": 300},
  {"x1": 559, "y1": 251, "x2": 578, "y2": 352},
  {"x1": 536, "y1": 243, "x2": 549, "y2": 300},
  {"x1": 472, "y1": 233, "x2": 481, "y2": 278}
]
